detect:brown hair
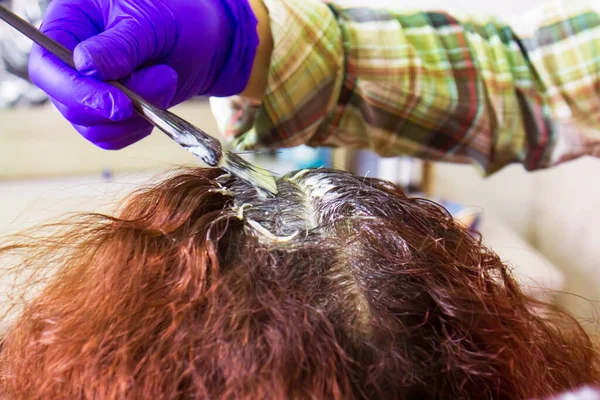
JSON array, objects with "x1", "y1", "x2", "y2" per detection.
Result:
[{"x1": 0, "y1": 167, "x2": 597, "y2": 399}]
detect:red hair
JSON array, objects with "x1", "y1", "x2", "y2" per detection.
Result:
[{"x1": 0, "y1": 168, "x2": 597, "y2": 399}]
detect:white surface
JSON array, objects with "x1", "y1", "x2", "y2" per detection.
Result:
[
  {"x1": 479, "y1": 213, "x2": 564, "y2": 298},
  {"x1": 0, "y1": 174, "x2": 153, "y2": 235},
  {"x1": 530, "y1": 158, "x2": 600, "y2": 322},
  {"x1": 433, "y1": 164, "x2": 534, "y2": 239}
]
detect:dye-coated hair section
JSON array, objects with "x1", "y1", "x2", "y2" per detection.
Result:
[{"x1": 0, "y1": 168, "x2": 598, "y2": 399}]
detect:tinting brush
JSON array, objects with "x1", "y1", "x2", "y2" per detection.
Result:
[{"x1": 0, "y1": 4, "x2": 278, "y2": 195}]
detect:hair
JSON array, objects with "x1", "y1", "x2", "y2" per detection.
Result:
[{"x1": 0, "y1": 167, "x2": 597, "y2": 399}]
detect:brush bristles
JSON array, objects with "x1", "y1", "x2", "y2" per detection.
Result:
[{"x1": 219, "y1": 152, "x2": 278, "y2": 195}]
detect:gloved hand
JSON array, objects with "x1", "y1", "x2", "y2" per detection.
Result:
[{"x1": 29, "y1": 0, "x2": 259, "y2": 149}]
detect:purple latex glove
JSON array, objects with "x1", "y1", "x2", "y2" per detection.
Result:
[{"x1": 29, "y1": 0, "x2": 259, "y2": 150}]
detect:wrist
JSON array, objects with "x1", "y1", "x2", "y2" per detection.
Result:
[{"x1": 239, "y1": 0, "x2": 272, "y2": 102}]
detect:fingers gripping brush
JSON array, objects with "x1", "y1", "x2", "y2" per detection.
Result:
[{"x1": 0, "y1": 4, "x2": 278, "y2": 195}]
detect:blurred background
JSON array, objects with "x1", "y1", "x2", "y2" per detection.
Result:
[{"x1": 1, "y1": 0, "x2": 599, "y2": 331}]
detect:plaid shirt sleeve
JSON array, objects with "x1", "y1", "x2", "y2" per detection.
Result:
[{"x1": 209, "y1": 0, "x2": 600, "y2": 174}]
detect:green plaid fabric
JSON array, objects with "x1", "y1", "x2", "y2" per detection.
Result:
[{"x1": 209, "y1": 0, "x2": 600, "y2": 173}]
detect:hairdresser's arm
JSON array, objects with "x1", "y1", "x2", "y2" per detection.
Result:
[
  {"x1": 219, "y1": 0, "x2": 600, "y2": 174},
  {"x1": 28, "y1": 0, "x2": 261, "y2": 150}
]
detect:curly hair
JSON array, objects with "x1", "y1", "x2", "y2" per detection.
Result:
[{"x1": 0, "y1": 168, "x2": 597, "y2": 399}]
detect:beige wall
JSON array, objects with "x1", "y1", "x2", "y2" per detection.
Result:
[
  {"x1": 432, "y1": 159, "x2": 600, "y2": 322},
  {"x1": 530, "y1": 160, "x2": 600, "y2": 322},
  {"x1": 433, "y1": 164, "x2": 533, "y2": 238},
  {"x1": 0, "y1": 101, "x2": 214, "y2": 179}
]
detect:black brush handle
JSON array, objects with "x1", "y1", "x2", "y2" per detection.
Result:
[{"x1": 0, "y1": 4, "x2": 223, "y2": 166}]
